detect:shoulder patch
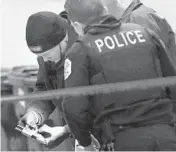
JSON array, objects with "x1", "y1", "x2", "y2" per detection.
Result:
[{"x1": 64, "y1": 58, "x2": 72, "y2": 80}]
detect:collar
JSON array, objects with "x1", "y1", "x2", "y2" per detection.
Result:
[{"x1": 84, "y1": 15, "x2": 120, "y2": 35}]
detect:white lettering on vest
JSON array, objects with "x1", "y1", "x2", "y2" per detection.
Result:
[
  {"x1": 126, "y1": 32, "x2": 137, "y2": 44},
  {"x1": 94, "y1": 30, "x2": 146, "y2": 53},
  {"x1": 104, "y1": 36, "x2": 115, "y2": 50},
  {"x1": 113, "y1": 35, "x2": 124, "y2": 47},
  {"x1": 95, "y1": 39, "x2": 104, "y2": 52},
  {"x1": 134, "y1": 30, "x2": 146, "y2": 43},
  {"x1": 120, "y1": 32, "x2": 128, "y2": 46}
]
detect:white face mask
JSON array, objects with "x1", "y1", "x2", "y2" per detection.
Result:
[{"x1": 37, "y1": 34, "x2": 68, "y2": 63}]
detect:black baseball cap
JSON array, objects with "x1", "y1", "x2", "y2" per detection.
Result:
[{"x1": 26, "y1": 11, "x2": 67, "y2": 54}]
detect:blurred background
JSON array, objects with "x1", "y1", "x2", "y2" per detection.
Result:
[
  {"x1": 1, "y1": 0, "x2": 176, "y2": 68},
  {"x1": 1, "y1": 0, "x2": 176, "y2": 151}
]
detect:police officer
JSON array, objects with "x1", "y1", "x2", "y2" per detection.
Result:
[
  {"x1": 102, "y1": 0, "x2": 176, "y2": 66},
  {"x1": 61, "y1": 0, "x2": 176, "y2": 150},
  {"x1": 124, "y1": 0, "x2": 176, "y2": 65},
  {"x1": 18, "y1": 11, "x2": 78, "y2": 147},
  {"x1": 102, "y1": 0, "x2": 176, "y2": 130}
]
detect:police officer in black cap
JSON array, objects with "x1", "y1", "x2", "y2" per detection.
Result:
[{"x1": 18, "y1": 11, "x2": 78, "y2": 148}]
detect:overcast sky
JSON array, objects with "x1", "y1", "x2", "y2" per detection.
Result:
[{"x1": 1, "y1": 0, "x2": 176, "y2": 68}]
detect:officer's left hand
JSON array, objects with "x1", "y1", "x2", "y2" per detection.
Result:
[
  {"x1": 38, "y1": 124, "x2": 69, "y2": 148},
  {"x1": 84, "y1": 144, "x2": 95, "y2": 151},
  {"x1": 76, "y1": 134, "x2": 100, "y2": 151},
  {"x1": 91, "y1": 134, "x2": 100, "y2": 150}
]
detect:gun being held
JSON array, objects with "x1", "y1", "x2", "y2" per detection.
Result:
[{"x1": 15, "y1": 124, "x2": 48, "y2": 145}]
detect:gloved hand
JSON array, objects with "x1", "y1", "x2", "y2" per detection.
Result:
[
  {"x1": 18, "y1": 111, "x2": 40, "y2": 128},
  {"x1": 83, "y1": 144, "x2": 95, "y2": 151},
  {"x1": 91, "y1": 134, "x2": 101, "y2": 151},
  {"x1": 38, "y1": 124, "x2": 70, "y2": 149},
  {"x1": 75, "y1": 134, "x2": 100, "y2": 151}
]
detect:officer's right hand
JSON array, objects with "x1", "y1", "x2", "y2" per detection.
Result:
[
  {"x1": 18, "y1": 111, "x2": 39, "y2": 128},
  {"x1": 38, "y1": 124, "x2": 69, "y2": 148}
]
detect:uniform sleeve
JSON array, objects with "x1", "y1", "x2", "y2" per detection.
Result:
[
  {"x1": 62, "y1": 42, "x2": 93, "y2": 147},
  {"x1": 129, "y1": 13, "x2": 160, "y2": 35},
  {"x1": 167, "y1": 27, "x2": 176, "y2": 63},
  {"x1": 149, "y1": 12, "x2": 176, "y2": 63},
  {"x1": 27, "y1": 65, "x2": 56, "y2": 124},
  {"x1": 146, "y1": 28, "x2": 176, "y2": 77},
  {"x1": 130, "y1": 12, "x2": 176, "y2": 64}
]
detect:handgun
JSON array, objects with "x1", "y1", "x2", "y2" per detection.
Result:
[{"x1": 15, "y1": 124, "x2": 48, "y2": 145}]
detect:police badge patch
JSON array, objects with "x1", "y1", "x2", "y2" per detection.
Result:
[{"x1": 64, "y1": 58, "x2": 72, "y2": 80}]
